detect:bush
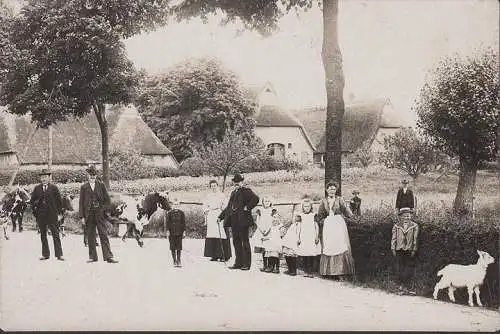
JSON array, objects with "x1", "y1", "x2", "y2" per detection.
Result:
[
  {"x1": 236, "y1": 155, "x2": 304, "y2": 173},
  {"x1": 179, "y1": 157, "x2": 206, "y2": 177},
  {"x1": 0, "y1": 169, "x2": 88, "y2": 185},
  {"x1": 348, "y1": 204, "x2": 499, "y2": 308}
]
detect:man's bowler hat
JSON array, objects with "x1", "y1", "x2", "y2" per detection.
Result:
[
  {"x1": 86, "y1": 165, "x2": 98, "y2": 176},
  {"x1": 39, "y1": 169, "x2": 52, "y2": 176},
  {"x1": 232, "y1": 173, "x2": 244, "y2": 183}
]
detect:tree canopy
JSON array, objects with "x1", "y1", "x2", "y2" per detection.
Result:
[
  {"x1": 0, "y1": 0, "x2": 170, "y2": 186},
  {"x1": 137, "y1": 57, "x2": 257, "y2": 162},
  {"x1": 414, "y1": 48, "x2": 499, "y2": 215},
  {"x1": 171, "y1": 0, "x2": 346, "y2": 194}
]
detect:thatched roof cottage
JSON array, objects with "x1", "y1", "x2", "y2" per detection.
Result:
[
  {"x1": 0, "y1": 104, "x2": 178, "y2": 170},
  {"x1": 292, "y1": 98, "x2": 412, "y2": 165},
  {"x1": 245, "y1": 82, "x2": 316, "y2": 164}
]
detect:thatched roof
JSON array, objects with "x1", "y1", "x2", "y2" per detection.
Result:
[
  {"x1": 292, "y1": 99, "x2": 388, "y2": 153},
  {"x1": 255, "y1": 105, "x2": 302, "y2": 127},
  {"x1": 0, "y1": 104, "x2": 175, "y2": 165}
]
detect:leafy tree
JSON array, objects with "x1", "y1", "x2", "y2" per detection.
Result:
[
  {"x1": 193, "y1": 128, "x2": 264, "y2": 191},
  {"x1": 353, "y1": 142, "x2": 375, "y2": 168},
  {"x1": 171, "y1": 0, "x2": 346, "y2": 194},
  {"x1": 415, "y1": 49, "x2": 499, "y2": 215},
  {"x1": 0, "y1": 0, "x2": 169, "y2": 188},
  {"x1": 379, "y1": 127, "x2": 444, "y2": 182},
  {"x1": 137, "y1": 57, "x2": 256, "y2": 162}
]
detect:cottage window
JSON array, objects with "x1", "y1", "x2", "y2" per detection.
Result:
[{"x1": 288, "y1": 143, "x2": 292, "y2": 149}]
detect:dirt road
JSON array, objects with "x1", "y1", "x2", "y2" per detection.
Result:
[{"x1": 1, "y1": 231, "x2": 499, "y2": 331}]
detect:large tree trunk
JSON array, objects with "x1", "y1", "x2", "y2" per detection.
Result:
[
  {"x1": 322, "y1": 0, "x2": 345, "y2": 195},
  {"x1": 93, "y1": 102, "x2": 110, "y2": 189},
  {"x1": 453, "y1": 157, "x2": 478, "y2": 217}
]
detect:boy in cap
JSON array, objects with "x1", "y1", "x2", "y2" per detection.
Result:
[
  {"x1": 391, "y1": 207, "x2": 419, "y2": 292},
  {"x1": 349, "y1": 190, "x2": 362, "y2": 216},
  {"x1": 165, "y1": 197, "x2": 186, "y2": 267}
]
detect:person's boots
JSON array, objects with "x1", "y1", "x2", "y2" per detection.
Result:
[
  {"x1": 176, "y1": 250, "x2": 182, "y2": 267},
  {"x1": 290, "y1": 257, "x2": 297, "y2": 276},
  {"x1": 171, "y1": 250, "x2": 177, "y2": 267},
  {"x1": 261, "y1": 255, "x2": 269, "y2": 272},
  {"x1": 264, "y1": 258, "x2": 274, "y2": 273},
  {"x1": 284, "y1": 256, "x2": 292, "y2": 275},
  {"x1": 273, "y1": 258, "x2": 280, "y2": 274}
]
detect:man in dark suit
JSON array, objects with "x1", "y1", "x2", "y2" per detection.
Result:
[
  {"x1": 79, "y1": 165, "x2": 118, "y2": 263},
  {"x1": 30, "y1": 169, "x2": 64, "y2": 261},
  {"x1": 219, "y1": 173, "x2": 259, "y2": 270},
  {"x1": 395, "y1": 179, "x2": 416, "y2": 214}
]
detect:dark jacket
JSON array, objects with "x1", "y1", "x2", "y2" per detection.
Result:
[
  {"x1": 396, "y1": 188, "x2": 415, "y2": 210},
  {"x1": 30, "y1": 183, "x2": 63, "y2": 223},
  {"x1": 219, "y1": 186, "x2": 259, "y2": 229},
  {"x1": 166, "y1": 208, "x2": 186, "y2": 236},
  {"x1": 78, "y1": 181, "x2": 111, "y2": 221}
]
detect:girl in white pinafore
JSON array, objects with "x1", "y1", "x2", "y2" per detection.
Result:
[
  {"x1": 203, "y1": 180, "x2": 231, "y2": 261},
  {"x1": 262, "y1": 207, "x2": 283, "y2": 274},
  {"x1": 252, "y1": 197, "x2": 274, "y2": 271},
  {"x1": 296, "y1": 199, "x2": 321, "y2": 277}
]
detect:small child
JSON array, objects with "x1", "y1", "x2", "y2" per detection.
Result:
[
  {"x1": 165, "y1": 197, "x2": 186, "y2": 268},
  {"x1": 281, "y1": 213, "x2": 300, "y2": 276},
  {"x1": 391, "y1": 207, "x2": 419, "y2": 292},
  {"x1": 296, "y1": 199, "x2": 320, "y2": 278},
  {"x1": 349, "y1": 190, "x2": 361, "y2": 216},
  {"x1": 253, "y1": 197, "x2": 274, "y2": 271},
  {"x1": 262, "y1": 207, "x2": 283, "y2": 274}
]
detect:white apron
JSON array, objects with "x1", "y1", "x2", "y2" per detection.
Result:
[
  {"x1": 296, "y1": 213, "x2": 320, "y2": 256},
  {"x1": 252, "y1": 207, "x2": 273, "y2": 248},
  {"x1": 322, "y1": 214, "x2": 350, "y2": 256},
  {"x1": 204, "y1": 193, "x2": 227, "y2": 239}
]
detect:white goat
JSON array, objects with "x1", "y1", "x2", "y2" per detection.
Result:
[{"x1": 433, "y1": 250, "x2": 495, "y2": 307}]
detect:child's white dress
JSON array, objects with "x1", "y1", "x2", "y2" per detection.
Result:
[
  {"x1": 252, "y1": 207, "x2": 273, "y2": 252},
  {"x1": 281, "y1": 220, "x2": 299, "y2": 256},
  {"x1": 263, "y1": 216, "x2": 282, "y2": 258},
  {"x1": 296, "y1": 212, "x2": 320, "y2": 256}
]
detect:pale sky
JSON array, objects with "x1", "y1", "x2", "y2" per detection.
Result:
[{"x1": 125, "y1": 0, "x2": 499, "y2": 122}]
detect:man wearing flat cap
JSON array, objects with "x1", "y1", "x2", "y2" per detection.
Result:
[
  {"x1": 79, "y1": 165, "x2": 118, "y2": 263},
  {"x1": 219, "y1": 173, "x2": 259, "y2": 270},
  {"x1": 30, "y1": 169, "x2": 64, "y2": 261},
  {"x1": 395, "y1": 179, "x2": 416, "y2": 215}
]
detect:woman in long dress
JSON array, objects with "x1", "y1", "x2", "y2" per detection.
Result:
[
  {"x1": 203, "y1": 180, "x2": 231, "y2": 261},
  {"x1": 316, "y1": 181, "x2": 355, "y2": 279}
]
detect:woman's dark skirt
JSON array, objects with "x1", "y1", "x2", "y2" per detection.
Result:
[{"x1": 204, "y1": 238, "x2": 232, "y2": 261}]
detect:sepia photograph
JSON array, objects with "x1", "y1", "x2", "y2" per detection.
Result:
[{"x1": 0, "y1": 0, "x2": 499, "y2": 331}]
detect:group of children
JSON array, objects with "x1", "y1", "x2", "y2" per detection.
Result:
[
  {"x1": 251, "y1": 193, "x2": 419, "y2": 290},
  {"x1": 252, "y1": 197, "x2": 322, "y2": 278}
]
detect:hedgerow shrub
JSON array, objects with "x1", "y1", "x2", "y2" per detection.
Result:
[
  {"x1": 0, "y1": 169, "x2": 88, "y2": 185},
  {"x1": 348, "y1": 204, "x2": 499, "y2": 308}
]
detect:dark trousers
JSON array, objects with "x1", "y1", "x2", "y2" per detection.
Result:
[
  {"x1": 285, "y1": 256, "x2": 297, "y2": 273},
  {"x1": 301, "y1": 256, "x2": 315, "y2": 274},
  {"x1": 38, "y1": 216, "x2": 63, "y2": 258},
  {"x1": 83, "y1": 224, "x2": 99, "y2": 246},
  {"x1": 395, "y1": 250, "x2": 415, "y2": 286},
  {"x1": 232, "y1": 226, "x2": 251, "y2": 268},
  {"x1": 12, "y1": 213, "x2": 23, "y2": 232},
  {"x1": 86, "y1": 210, "x2": 113, "y2": 261}
]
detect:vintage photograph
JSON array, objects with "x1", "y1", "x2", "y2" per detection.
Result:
[{"x1": 0, "y1": 0, "x2": 499, "y2": 331}]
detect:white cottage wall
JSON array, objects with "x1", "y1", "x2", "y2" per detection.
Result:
[{"x1": 255, "y1": 127, "x2": 314, "y2": 164}]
